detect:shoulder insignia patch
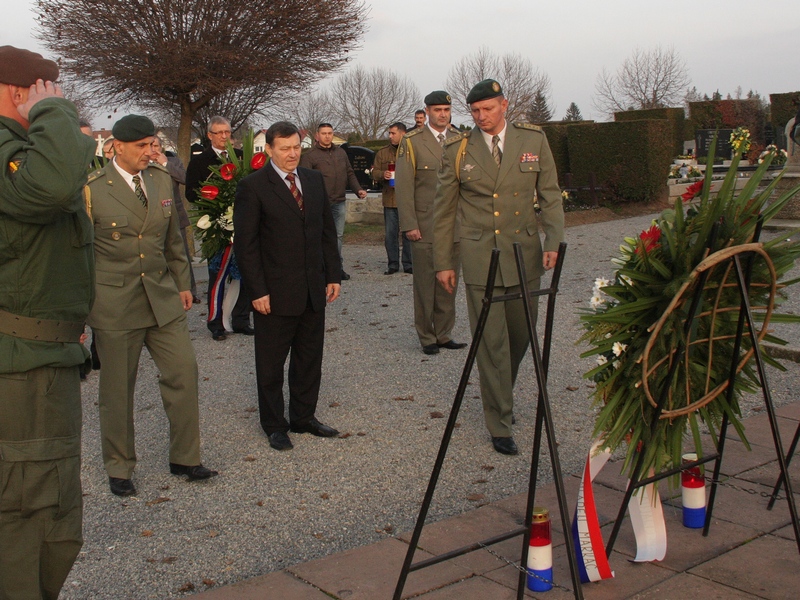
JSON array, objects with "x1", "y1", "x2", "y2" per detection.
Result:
[
  {"x1": 397, "y1": 145, "x2": 406, "y2": 157},
  {"x1": 443, "y1": 134, "x2": 463, "y2": 147},
  {"x1": 148, "y1": 163, "x2": 169, "y2": 173},
  {"x1": 514, "y1": 122, "x2": 543, "y2": 132},
  {"x1": 404, "y1": 127, "x2": 422, "y2": 138},
  {"x1": 86, "y1": 170, "x2": 103, "y2": 184}
]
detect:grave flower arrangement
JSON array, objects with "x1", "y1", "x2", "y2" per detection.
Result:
[
  {"x1": 580, "y1": 141, "x2": 800, "y2": 479},
  {"x1": 758, "y1": 144, "x2": 788, "y2": 166},
  {"x1": 668, "y1": 164, "x2": 703, "y2": 180},
  {"x1": 191, "y1": 130, "x2": 268, "y2": 259},
  {"x1": 729, "y1": 126, "x2": 751, "y2": 156}
]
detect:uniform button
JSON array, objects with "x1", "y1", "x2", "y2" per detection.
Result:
[
  {"x1": 139, "y1": 253, "x2": 145, "y2": 258},
  {"x1": 515, "y1": 229, "x2": 521, "y2": 234},
  {"x1": 515, "y1": 211, "x2": 520, "y2": 216},
  {"x1": 423, "y1": 166, "x2": 428, "y2": 169},
  {"x1": 111, "y1": 232, "x2": 121, "y2": 240},
  {"x1": 493, "y1": 193, "x2": 499, "y2": 199},
  {"x1": 495, "y1": 229, "x2": 500, "y2": 235},
  {"x1": 494, "y1": 211, "x2": 500, "y2": 217},
  {"x1": 141, "y1": 273, "x2": 145, "y2": 277},
  {"x1": 158, "y1": 270, "x2": 163, "y2": 275},
  {"x1": 111, "y1": 222, "x2": 117, "y2": 227},
  {"x1": 513, "y1": 192, "x2": 519, "y2": 197},
  {"x1": 138, "y1": 234, "x2": 143, "y2": 239}
]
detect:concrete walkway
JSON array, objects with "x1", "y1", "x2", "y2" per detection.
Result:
[{"x1": 194, "y1": 401, "x2": 800, "y2": 599}]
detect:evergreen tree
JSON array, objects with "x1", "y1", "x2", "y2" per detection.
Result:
[
  {"x1": 563, "y1": 102, "x2": 583, "y2": 121},
  {"x1": 526, "y1": 90, "x2": 553, "y2": 123}
]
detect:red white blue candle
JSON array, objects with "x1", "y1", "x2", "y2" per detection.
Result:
[
  {"x1": 527, "y1": 507, "x2": 553, "y2": 592},
  {"x1": 681, "y1": 453, "x2": 706, "y2": 528}
]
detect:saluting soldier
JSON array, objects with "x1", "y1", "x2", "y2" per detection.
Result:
[
  {"x1": 433, "y1": 79, "x2": 565, "y2": 455},
  {"x1": 396, "y1": 91, "x2": 467, "y2": 355},
  {"x1": 86, "y1": 115, "x2": 217, "y2": 497},
  {"x1": 0, "y1": 47, "x2": 95, "y2": 599}
]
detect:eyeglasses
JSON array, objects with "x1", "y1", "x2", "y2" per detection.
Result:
[{"x1": 209, "y1": 129, "x2": 231, "y2": 135}]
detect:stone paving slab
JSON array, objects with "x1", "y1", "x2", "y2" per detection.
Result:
[
  {"x1": 628, "y1": 572, "x2": 763, "y2": 599},
  {"x1": 688, "y1": 534, "x2": 800, "y2": 600},
  {"x1": 194, "y1": 570, "x2": 331, "y2": 599}
]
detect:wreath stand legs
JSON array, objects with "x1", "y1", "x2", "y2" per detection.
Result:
[
  {"x1": 393, "y1": 242, "x2": 585, "y2": 600},
  {"x1": 605, "y1": 223, "x2": 800, "y2": 557}
]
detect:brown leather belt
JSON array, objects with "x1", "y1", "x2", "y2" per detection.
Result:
[{"x1": 0, "y1": 309, "x2": 84, "y2": 343}]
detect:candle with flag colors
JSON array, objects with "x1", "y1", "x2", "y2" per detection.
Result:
[
  {"x1": 527, "y1": 507, "x2": 553, "y2": 592},
  {"x1": 681, "y1": 453, "x2": 706, "y2": 528}
]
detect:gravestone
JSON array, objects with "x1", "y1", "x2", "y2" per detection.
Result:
[
  {"x1": 695, "y1": 129, "x2": 733, "y2": 159},
  {"x1": 773, "y1": 117, "x2": 800, "y2": 220}
]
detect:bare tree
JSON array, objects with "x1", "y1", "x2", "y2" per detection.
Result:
[
  {"x1": 446, "y1": 47, "x2": 551, "y2": 122},
  {"x1": 328, "y1": 66, "x2": 419, "y2": 141},
  {"x1": 35, "y1": 0, "x2": 366, "y2": 163},
  {"x1": 281, "y1": 89, "x2": 335, "y2": 142},
  {"x1": 593, "y1": 46, "x2": 690, "y2": 117}
]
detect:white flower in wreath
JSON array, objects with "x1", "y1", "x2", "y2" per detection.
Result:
[
  {"x1": 221, "y1": 206, "x2": 235, "y2": 231},
  {"x1": 196, "y1": 214, "x2": 212, "y2": 230},
  {"x1": 594, "y1": 277, "x2": 610, "y2": 291},
  {"x1": 612, "y1": 341, "x2": 628, "y2": 357},
  {"x1": 596, "y1": 354, "x2": 608, "y2": 366},
  {"x1": 590, "y1": 294, "x2": 605, "y2": 309}
]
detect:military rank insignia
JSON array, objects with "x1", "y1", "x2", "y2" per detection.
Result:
[
  {"x1": 520, "y1": 154, "x2": 539, "y2": 163},
  {"x1": 461, "y1": 163, "x2": 475, "y2": 172},
  {"x1": 161, "y1": 198, "x2": 173, "y2": 207},
  {"x1": 8, "y1": 159, "x2": 21, "y2": 173}
]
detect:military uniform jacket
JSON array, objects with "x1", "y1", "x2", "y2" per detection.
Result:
[
  {"x1": 395, "y1": 125, "x2": 460, "y2": 240},
  {"x1": 86, "y1": 162, "x2": 191, "y2": 331},
  {"x1": 370, "y1": 144, "x2": 398, "y2": 208},
  {"x1": 0, "y1": 99, "x2": 95, "y2": 373},
  {"x1": 432, "y1": 123, "x2": 564, "y2": 288}
]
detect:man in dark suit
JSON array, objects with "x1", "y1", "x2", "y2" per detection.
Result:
[
  {"x1": 185, "y1": 116, "x2": 252, "y2": 340},
  {"x1": 233, "y1": 121, "x2": 341, "y2": 451}
]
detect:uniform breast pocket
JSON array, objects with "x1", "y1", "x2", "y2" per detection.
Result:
[
  {"x1": 161, "y1": 206, "x2": 172, "y2": 219},
  {"x1": 95, "y1": 270, "x2": 125, "y2": 287},
  {"x1": 519, "y1": 163, "x2": 541, "y2": 173},
  {"x1": 97, "y1": 215, "x2": 129, "y2": 238}
]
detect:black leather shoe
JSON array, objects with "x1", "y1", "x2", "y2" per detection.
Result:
[
  {"x1": 384, "y1": 268, "x2": 399, "y2": 275},
  {"x1": 492, "y1": 437, "x2": 519, "y2": 455},
  {"x1": 341, "y1": 271, "x2": 351, "y2": 280},
  {"x1": 192, "y1": 295, "x2": 202, "y2": 304},
  {"x1": 422, "y1": 344, "x2": 440, "y2": 355},
  {"x1": 211, "y1": 330, "x2": 227, "y2": 341},
  {"x1": 233, "y1": 325, "x2": 255, "y2": 335},
  {"x1": 268, "y1": 431, "x2": 294, "y2": 451},
  {"x1": 437, "y1": 340, "x2": 468, "y2": 350},
  {"x1": 404, "y1": 268, "x2": 413, "y2": 274},
  {"x1": 109, "y1": 477, "x2": 136, "y2": 497},
  {"x1": 169, "y1": 463, "x2": 219, "y2": 480},
  {"x1": 290, "y1": 418, "x2": 339, "y2": 437}
]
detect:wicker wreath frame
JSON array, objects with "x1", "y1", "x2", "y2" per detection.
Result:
[{"x1": 641, "y1": 243, "x2": 778, "y2": 419}]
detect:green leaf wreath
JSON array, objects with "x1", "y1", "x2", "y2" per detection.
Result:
[
  {"x1": 580, "y1": 140, "x2": 800, "y2": 480},
  {"x1": 191, "y1": 130, "x2": 268, "y2": 259}
]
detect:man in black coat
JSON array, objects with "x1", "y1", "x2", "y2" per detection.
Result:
[
  {"x1": 233, "y1": 121, "x2": 341, "y2": 451},
  {"x1": 185, "y1": 116, "x2": 252, "y2": 340}
]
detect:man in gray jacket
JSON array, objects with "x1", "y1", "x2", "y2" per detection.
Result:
[{"x1": 300, "y1": 123, "x2": 367, "y2": 280}]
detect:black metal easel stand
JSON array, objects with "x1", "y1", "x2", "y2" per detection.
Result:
[
  {"x1": 393, "y1": 242, "x2": 585, "y2": 600},
  {"x1": 604, "y1": 223, "x2": 800, "y2": 557}
]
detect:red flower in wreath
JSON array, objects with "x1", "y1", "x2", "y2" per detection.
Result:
[
  {"x1": 220, "y1": 163, "x2": 237, "y2": 181},
  {"x1": 200, "y1": 185, "x2": 219, "y2": 200},
  {"x1": 250, "y1": 152, "x2": 267, "y2": 170},
  {"x1": 636, "y1": 224, "x2": 661, "y2": 254},
  {"x1": 681, "y1": 179, "x2": 704, "y2": 201}
]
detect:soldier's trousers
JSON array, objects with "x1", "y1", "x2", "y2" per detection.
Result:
[{"x1": 0, "y1": 366, "x2": 83, "y2": 600}]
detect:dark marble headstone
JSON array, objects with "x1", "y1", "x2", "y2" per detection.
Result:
[
  {"x1": 695, "y1": 129, "x2": 733, "y2": 159},
  {"x1": 341, "y1": 144, "x2": 378, "y2": 191}
]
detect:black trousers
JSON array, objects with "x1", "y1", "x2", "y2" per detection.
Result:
[{"x1": 253, "y1": 300, "x2": 325, "y2": 434}]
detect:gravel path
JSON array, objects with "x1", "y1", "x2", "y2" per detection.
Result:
[{"x1": 61, "y1": 213, "x2": 800, "y2": 599}]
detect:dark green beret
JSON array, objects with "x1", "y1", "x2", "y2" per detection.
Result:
[
  {"x1": 466, "y1": 79, "x2": 504, "y2": 104},
  {"x1": 424, "y1": 90, "x2": 452, "y2": 106},
  {"x1": 112, "y1": 115, "x2": 156, "y2": 142},
  {"x1": 0, "y1": 46, "x2": 59, "y2": 86}
]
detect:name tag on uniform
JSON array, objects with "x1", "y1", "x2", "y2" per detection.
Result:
[
  {"x1": 520, "y1": 154, "x2": 539, "y2": 163},
  {"x1": 161, "y1": 198, "x2": 173, "y2": 207}
]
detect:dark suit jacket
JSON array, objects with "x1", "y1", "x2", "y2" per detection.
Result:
[
  {"x1": 233, "y1": 163, "x2": 340, "y2": 316},
  {"x1": 185, "y1": 146, "x2": 243, "y2": 204}
]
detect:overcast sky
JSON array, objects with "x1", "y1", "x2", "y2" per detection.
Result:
[{"x1": 6, "y1": 0, "x2": 800, "y2": 129}]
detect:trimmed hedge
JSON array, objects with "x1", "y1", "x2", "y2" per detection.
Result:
[
  {"x1": 614, "y1": 107, "x2": 685, "y2": 155},
  {"x1": 565, "y1": 120, "x2": 673, "y2": 203},
  {"x1": 769, "y1": 92, "x2": 800, "y2": 129},
  {"x1": 688, "y1": 99, "x2": 766, "y2": 144},
  {"x1": 540, "y1": 123, "x2": 571, "y2": 186}
]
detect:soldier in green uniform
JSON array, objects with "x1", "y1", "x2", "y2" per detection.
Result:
[
  {"x1": 86, "y1": 115, "x2": 216, "y2": 497},
  {"x1": 0, "y1": 47, "x2": 96, "y2": 600},
  {"x1": 396, "y1": 91, "x2": 467, "y2": 355},
  {"x1": 433, "y1": 80, "x2": 564, "y2": 455}
]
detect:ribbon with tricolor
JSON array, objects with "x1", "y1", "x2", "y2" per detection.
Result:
[{"x1": 208, "y1": 244, "x2": 234, "y2": 324}]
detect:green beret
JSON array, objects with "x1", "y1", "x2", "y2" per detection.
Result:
[
  {"x1": 0, "y1": 46, "x2": 59, "y2": 86},
  {"x1": 424, "y1": 90, "x2": 451, "y2": 106},
  {"x1": 112, "y1": 115, "x2": 156, "y2": 142},
  {"x1": 466, "y1": 79, "x2": 504, "y2": 105}
]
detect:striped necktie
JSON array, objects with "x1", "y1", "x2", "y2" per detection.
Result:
[
  {"x1": 285, "y1": 173, "x2": 304, "y2": 213},
  {"x1": 491, "y1": 135, "x2": 502, "y2": 167},
  {"x1": 437, "y1": 133, "x2": 445, "y2": 147},
  {"x1": 132, "y1": 175, "x2": 147, "y2": 208}
]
